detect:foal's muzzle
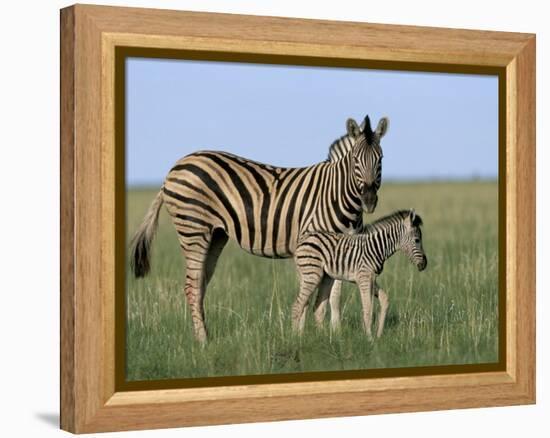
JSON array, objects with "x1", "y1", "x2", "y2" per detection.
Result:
[{"x1": 417, "y1": 255, "x2": 427, "y2": 271}]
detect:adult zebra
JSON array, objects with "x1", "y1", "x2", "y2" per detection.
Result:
[{"x1": 130, "y1": 115, "x2": 389, "y2": 343}]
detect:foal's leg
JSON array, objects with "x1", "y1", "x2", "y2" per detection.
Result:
[
  {"x1": 374, "y1": 283, "x2": 389, "y2": 338},
  {"x1": 329, "y1": 280, "x2": 343, "y2": 331},
  {"x1": 356, "y1": 271, "x2": 376, "y2": 340},
  {"x1": 313, "y1": 276, "x2": 335, "y2": 328},
  {"x1": 293, "y1": 271, "x2": 324, "y2": 334}
]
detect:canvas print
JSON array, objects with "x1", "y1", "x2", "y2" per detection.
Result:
[{"x1": 125, "y1": 58, "x2": 499, "y2": 382}]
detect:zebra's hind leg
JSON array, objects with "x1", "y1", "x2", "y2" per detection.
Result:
[
  {"x1": 375, "y1": 284, "x2": 389, "y2": 338},
  {"x1": 328, "y1": 280, "x2": 343, "y2": 331},
  {"x1": 313, "y1": 276, "x2": 335, "y2": 328},
  {"x1": 179, "y1": 230, "x2": 214, "y2": 344},
  {"x1": 203, "y1": 229, "x2": 228, "y2": 289}
]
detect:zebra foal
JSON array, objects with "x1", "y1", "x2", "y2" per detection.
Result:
[{"x1": 293, "y1": 209, "x2": 427, "y2": 339}]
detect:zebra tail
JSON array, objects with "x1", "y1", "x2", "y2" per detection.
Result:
[{"x1": 129, "y1": 189, "x2": 164, "y2": 278}]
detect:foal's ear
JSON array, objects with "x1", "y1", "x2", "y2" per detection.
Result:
[
  {"x1": 346, "y1": 118, "x2": 361, "y2": 138},
  {"x1": 376, "y1": 117, "x2": 389, "y2": 138},
  {"x1": 409, "y1": 209, "x2": 423, "y2": 226}
]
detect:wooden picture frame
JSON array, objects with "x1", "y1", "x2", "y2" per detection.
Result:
[{"x1": 60, "y1": 4, "x2": 536, "y2": 433}]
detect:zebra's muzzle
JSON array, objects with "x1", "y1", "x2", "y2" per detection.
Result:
[{"x1": 362, "y1": 187, "x2": 378, "y2": 214}]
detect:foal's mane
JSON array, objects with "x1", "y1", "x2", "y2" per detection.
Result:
[{"x1": 363, "y1": 210, "x2": 423, "y2": 234}]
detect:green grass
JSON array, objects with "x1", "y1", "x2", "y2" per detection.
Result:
[{"x1": 126, "y1": 181, "x2": 499, "y2": 381}]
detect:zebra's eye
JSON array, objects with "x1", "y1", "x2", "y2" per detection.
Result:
[{"x1": 414, "y1": 238, "x2": 420, "y2": 244}]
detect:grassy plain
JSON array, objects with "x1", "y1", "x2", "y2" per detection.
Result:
[{"x1": 126, "y1": 181, "x2": 499, "y2": 381}]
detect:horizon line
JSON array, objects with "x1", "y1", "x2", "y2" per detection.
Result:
[{"x1": 126, "y1": 176, "x2": 498, "y2": 190}]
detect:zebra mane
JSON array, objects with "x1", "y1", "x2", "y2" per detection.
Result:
[
  {"x1": 326, "y1": 134, "x2": 356, "y2": 162},
  {"x1": 327, "y1": 118, "x2": 368, "y2": 162},
  {"x1": 363, "y1": 210, "x2": 423, "y2": 233}
]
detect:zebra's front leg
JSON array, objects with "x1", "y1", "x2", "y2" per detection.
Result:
[
  {"x1": 357, "y1": 271, "x2": 376, "y2": 340},
  {"x1": 313, "y1": 276, "x2": 335, "y2": 328},
  {"x1": 375, "y1": 284, "x2": 389, "y2": 338},
  {"x1": 292, "y1": 273, "x2": 323, "y2": 334},
  {"x1": 329, "y1": 280, "x2": 343, "y2": 331}
]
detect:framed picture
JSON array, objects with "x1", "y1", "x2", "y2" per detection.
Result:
[{"x1": 60, "y1": 4, "x2": 536, "y2": 434}]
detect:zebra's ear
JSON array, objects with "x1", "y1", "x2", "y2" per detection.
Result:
[
  {"x1": 376, "y1": 117, "x2": 389, "y2": 138},
  {"x1": 346, "y1": 118, "x2": 361, "y2": 138}
]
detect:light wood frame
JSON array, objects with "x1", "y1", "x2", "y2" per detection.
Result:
[{"x1": 60, "y1": 4, "x2": 536, "y2": 434}]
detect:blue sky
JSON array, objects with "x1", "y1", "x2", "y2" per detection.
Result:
[{"x1": 126, "y1": 58, "x2": 498, "y2": 187}]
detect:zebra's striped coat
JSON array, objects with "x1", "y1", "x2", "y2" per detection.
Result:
[
  {"x1": 163, "y1": 149, "x2": 362, "y2": 259},
  {"x1": 293, "y1": 209, "x2": 427, "y2": 338},
  {"x1": 130, "y1": 116, "x2": 389, "y2": 343}
]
